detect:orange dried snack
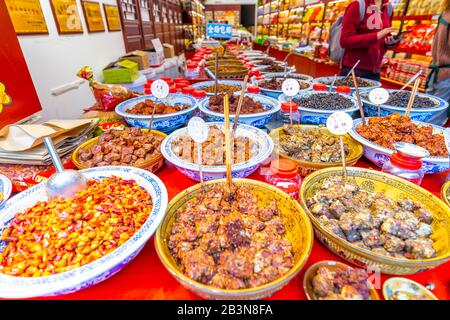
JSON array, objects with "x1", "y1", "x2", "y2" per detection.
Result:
[{"x1": 0, "y1": 176, "x2": 152, "y2": 277}]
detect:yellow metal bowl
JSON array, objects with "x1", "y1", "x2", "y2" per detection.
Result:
[
  {"x1": 441, "y1": 180, "x2": 450, "y2": 208},
  {"x1": 155, "y1": 178, "x2": 314, "y2": 299},
  {"x1": 299, "y1": 167, "x2": 450, "y2": 275},
  {"x1": 303, "y1": 260, "x2": 380, "y2": 300},
  {"x1": 72, "y1": 129, "x2": 167, "y2": 173},
  {"x1": 269, "y1": 125, "x2": 364, "y2": 176}
]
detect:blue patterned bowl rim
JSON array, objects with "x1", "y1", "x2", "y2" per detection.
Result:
[
  {"x1": 115, "y1": 94, "x2": 198, "y2": 120},
  {"x1": 253, "y1": 77, "x2": 313, "y2": 94},
  {"x1": 161, "y1": 122, "x2": 274, "y2": 173},
  {"x1": 314, "y1": 76, "x2": 382, "y2": 90},
  {"x1": 261, "y1": 73, "x2": 314, "y2": 83},
  {"x1": 349, "y1": 117, "x2": 448, "y2": 163},
  {"x1": 260, "y1": 66, "x2": 296, "y2": 75},
  {"x1": 354, "y1": 89, "x2": 449, "y2": 112},
  {"x1": 0, "y1": 166, "x2": 168, "y2": 298},
  {"x1": 253, "y1": 65, "x2": 271, "y2": 71},
  {"x1": 0, "y1": 174, "x2": 12, "y2": 206},
  {"x1": 191, "y1": 80, "x2": 244, "y2": 96},
  {"x1": 279, "y1": 91, "x2": 359, "y2": 114},
  {"x1": 198, "y1": 93, "x2": 281, "y2": 119}
]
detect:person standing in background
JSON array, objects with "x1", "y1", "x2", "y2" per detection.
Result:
[
  {"x1": 340, "y1": 0, "x2": 398, "y2": 81},
  {"x1": 426, "y1": 0, "x2": 450, "y2": 103}
]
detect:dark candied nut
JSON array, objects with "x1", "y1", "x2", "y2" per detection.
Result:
[
  {"x1": 168, "y1": 184, "x2": 294, "y2": 290},
  {"x1": 78, "y1": 127, "x2": 162, "y2": 168},
  {"x1": 180, "y1": 248, "x2": 216, "y2": 282},
  {"x1": 294, "y1": 93, "x2": 354, "y2": 110},
  {"x1": 208, "y1": 94, "x2": 266, "y2": 114},
  {"x1": 404, "y1": 238, "x2": 436, "y2": 259},
  {"x1": 321, "y1": 76, "x2": 373, "y2": 87},
  {"x1": 306, "y1": 175, "x2": 436, "y2": 260},
  {"x1": 78, "y1": 150, "x2": 93, "y2": 161}
]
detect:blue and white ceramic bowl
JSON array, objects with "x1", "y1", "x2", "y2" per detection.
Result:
[
  {"x1": 191, "y1": 80, "x2": 244, "y2": 96},
  {"x1": 314, "y1": 76, "x2": 381, "y2": 92},
  {"x1": 199, "y1": 93, "x2": 281, "y2": 128},
  {"x1": 254, "y1": 77, "x2": 313, "y2": 99},
  {"x1": 356, "y1": 90, "x2": 449, "y2": 126},
  {"x1": 161, "y1": 122, "x2": 274, "y2": 181},
  {"x1": 279, "y1": 91, "x2": 359, "y2": 125},
  {"x1": 248, "y1": 56, "x2": 276, "y2": 63},
  {"x1": 0, "y1": 166, "x2": 168, "y2": 298},
  {"x1": 349, "y1": 118, "x2": 449, "y2": 174},
  {"x1": 0, "y1": 174, "x2": 12, "y2": 207},
  {"x1": 115, "y1": 94, "x2": 198, "y2": 133}
]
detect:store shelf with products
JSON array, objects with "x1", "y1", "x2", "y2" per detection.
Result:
[
  {"x1": 181, "y1": 0, "x2": 206, "y2": 42},
  {"x1": 256, "y1": 0, "x2": 441, "y2": 90}
]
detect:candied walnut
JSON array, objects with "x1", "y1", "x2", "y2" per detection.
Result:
[
  {"x1": 415, "y1": 222, "x2": 433, "y2": 238},
  {"x1": 318, "y1": 216, "x2": 346, "y2": 239},
  {"x1": 360, "y1": 229, "x2": 382, "y2": 248},
  {"x1": 381, "y1": 234, "x2": 405, "y2": 253},
  {"x1": 381, "y1": 217, "x2": 417, "y2": 240},
  {"x1": 209, "y1": 271, "x2": 246, "y2": 290},
  {"x1": 220, "y1": 247, "x2": 255, "y2": 278},
  {"x1": 329, "y1": 200, "x2": 346, "y2": 219},
  {"x1": 312, "y1": 267, "x2": 335, "y2": 298},
  {"x1": 415, "y1": 207, "x2": 433, "y2": 224},
  {"x1": 180, "y1": 248, "x2": 216, "y2": 283},
  {"x1": 404, "y1": 238, "x2": 436, "y2": 259}
]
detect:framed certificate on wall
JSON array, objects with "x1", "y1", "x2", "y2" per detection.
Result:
[
  {"x1": 4, "y1": 0, "x2": 48, "y2": 34},
  {"x1": 103, "y1": 4, "x2": 121, "y2": 32},
  {"x1": 81, "y1": 0, "x2": 105, "y2": 33},
  {"x1": 50, "y1": 0, "x2": 83, "y2": 34}
]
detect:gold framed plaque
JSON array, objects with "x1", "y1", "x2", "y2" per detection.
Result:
[
  {"x1": 50, "y1": 0, "x2": 83, "y2": 34},
  {"x1": 81, "y1": 0, "x2": 105, "y2": 33},
  {"x1": 5, "y1": 0, "x2": 48, "y2": 34},
  {"x1": 103, "y1": 4, "x2": 121, "y2": 32}
]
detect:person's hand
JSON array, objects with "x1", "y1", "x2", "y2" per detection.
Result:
[
  {"x1": 377, "y1": 27, "x2": 395, "y2": 40},
  {"x1": 385, "y1": 35, "x2": 399, "y2": 45}
]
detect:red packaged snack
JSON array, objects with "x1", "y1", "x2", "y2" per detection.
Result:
[{"x1": 77, "y1": 66, "x2": 133, "y2": 112}]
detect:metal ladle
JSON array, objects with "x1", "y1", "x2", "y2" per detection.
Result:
[{"x1": 44, "y1": 137, "x2": 87, "y2": 199}]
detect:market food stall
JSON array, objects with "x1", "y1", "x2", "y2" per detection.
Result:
[{"x1": 1, "y1": 3, "x2": 450, "y2": 299}]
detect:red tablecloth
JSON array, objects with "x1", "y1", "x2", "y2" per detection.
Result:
[{"x1": 33, "y1": 158, "x2": 450, "y2": 300}]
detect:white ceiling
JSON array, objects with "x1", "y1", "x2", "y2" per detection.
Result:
[{"x1": 204, "y1": 0, "x2": 257, "y2": 4}]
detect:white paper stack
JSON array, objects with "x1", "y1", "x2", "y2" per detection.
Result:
[{"x1": 0, "y1": 119, "x2": 98, "y2": 165}]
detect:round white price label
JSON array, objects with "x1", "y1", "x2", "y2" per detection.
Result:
[
  {"x1": 151, "y1": 79, "x2": 170, "y2": 99},
  {"x1": 281, "y1": 78, "x2": 300, "y2": 97},
  {"x1": 187, "y1": 117, "x2": 209, "y2": 143},
  {"x1": 326, "y1": 111, "x2": 353, "y2": 136},
  {"x1": 368, "y1": 88, "x2": 389, "y2": 105}
]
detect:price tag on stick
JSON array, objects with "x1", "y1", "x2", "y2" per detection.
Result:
[
  {"x1": 148, "y1": 80, "x2": 170, "y2": 131},
  {"x1": 326, "y1": 111, "x2": 353, "y2": 179},
  {"x1": 187, "y1": 117, "x2": 209, "y2": 188},
  {"x1": 369, "y1": 88, "x2": 389, "y2": 117},
  {"x1": 282, "y1": 79, "x2": 300, "y2": 127},
  {"x1": 151, "y1": 79, "x2": 170, "y2": 99}
]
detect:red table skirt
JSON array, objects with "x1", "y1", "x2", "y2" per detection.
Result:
[{"x1": 34, "y1": 158, "x2": 450, "y2": 300}]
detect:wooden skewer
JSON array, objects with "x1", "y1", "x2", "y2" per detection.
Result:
[
  {"x1": 232, "y1": 75, "x2": 249, "y2": 134},
  {"x1": 224, "y1": 94, "x2": 233, "y2": 191},
  {"x1": 214, "y1": 52, "x2": 219, "y2": 97},
  {"x1": 197, "y1": 142, "x2": 204, "y2": 189},
  {"x1": 289, "y1": 97, "x2": 293, "y2": 127},
  {"x1": 340, "y1": 135, "x2": 347, "y2": 180},
  {"x1": 405, "y1": 78, "x2": 421, "y2": 118},
  {"x1": 351, "y1": 69, "x2": 366, "y2": 125},
  {"x1": 148, "y1": 105, "x2": 156, "y2": 132}
]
